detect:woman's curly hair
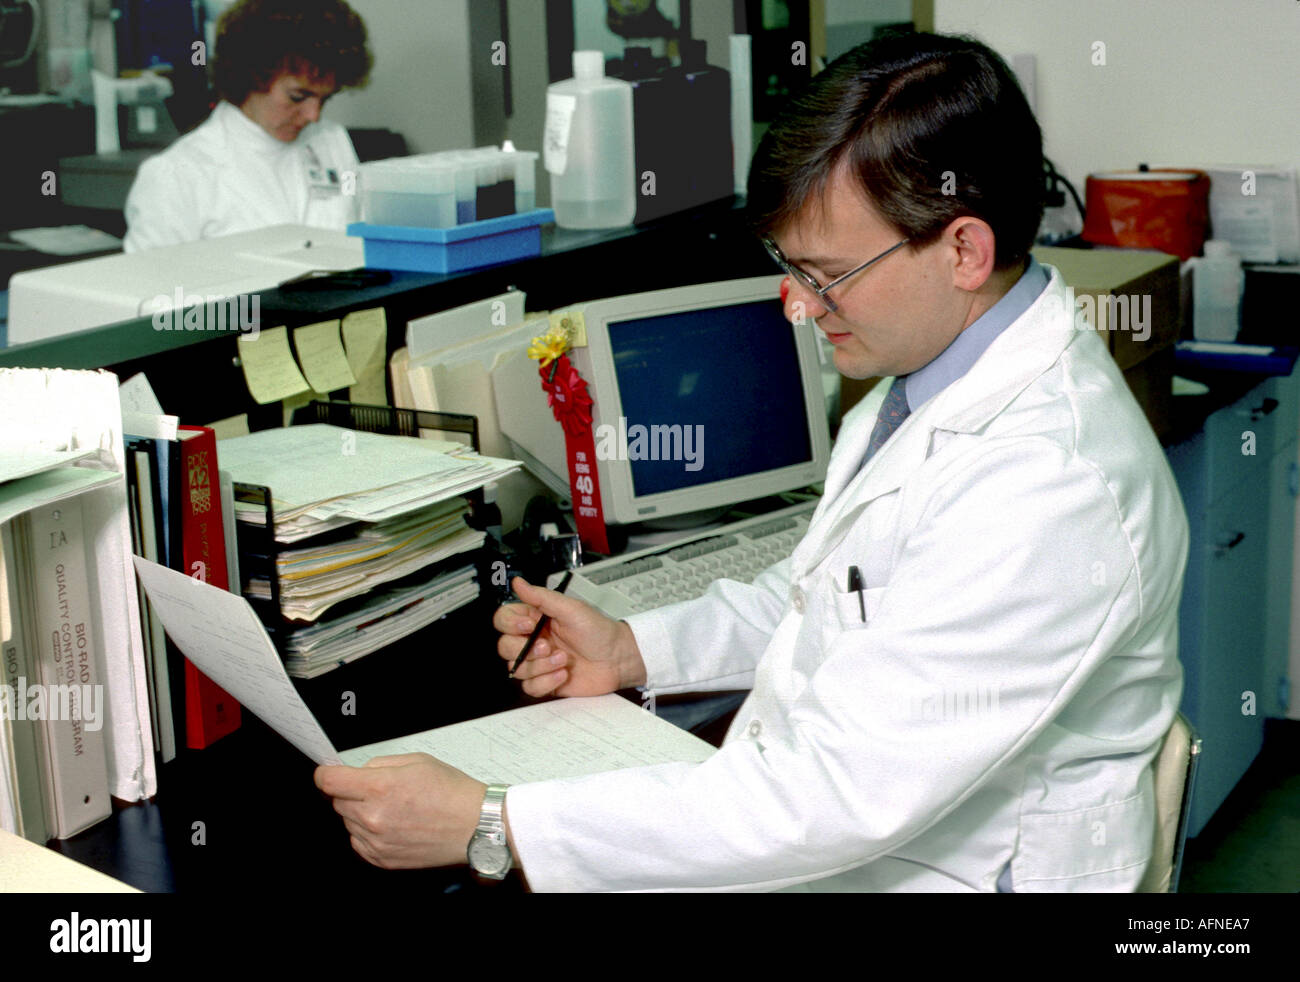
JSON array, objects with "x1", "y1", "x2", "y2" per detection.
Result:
[{"x1": 213, "y1": 0, "x2": 372, "y2": 106}]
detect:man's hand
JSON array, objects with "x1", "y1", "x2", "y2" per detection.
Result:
[
  {"x1": 314, "y1": 753, "x2": 487, "y2": 869},
  {"x1": 494, "y1": 576, "x2": 647, "y2": 698}
]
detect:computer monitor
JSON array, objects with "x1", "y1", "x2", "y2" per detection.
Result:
[{"x1": 494, "y1": 275, "x2": 831, "y2": 528}]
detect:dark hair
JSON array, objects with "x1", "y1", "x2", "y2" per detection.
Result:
[
  {"x1": 213, "y1": 0, "x2": 372, "y2": 106},
  {"x1": 747, "y1": 33, "x2": 1044, "y2": 270}
]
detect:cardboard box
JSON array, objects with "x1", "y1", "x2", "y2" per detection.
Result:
[
  {"x1": 1122, "y1": 345, "x2": 1175, "y2": 442},
  {"x1": 1033, "y1": 246, "x2": 1181, "y2": 370},
  {"x1": 839, "y1": 251, "x2": 1179, "y2": 438}
]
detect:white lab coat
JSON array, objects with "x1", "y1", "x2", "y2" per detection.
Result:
[
  {"x1": 123, "y1": 101, "x2": 360, "y2": 253},
  {"x1": 506, "y1": 266, "x2": 1189, "y2": 892}
]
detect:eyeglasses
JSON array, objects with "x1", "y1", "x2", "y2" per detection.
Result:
[{"x1": 762, "y1": 236, "x2": 909, "y2": 313}]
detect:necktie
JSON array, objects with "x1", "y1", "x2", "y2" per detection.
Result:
[{"x1": 862, "y1": 376, "x2": 911, "y2": 466}]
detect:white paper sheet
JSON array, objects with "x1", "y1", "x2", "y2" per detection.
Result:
[
  {"x1": 0, "y1": 467, "x2": 119, "y2": 525},
  {"x1": 130, "y1": 557, "x2": 341, "y2": 765},
  {"x1": 0, "y1": 449, "x2": 98, "y2": 485},
  {"x1": 339, "y1": 695, "x2": 716, "y2": 782},
  {"x1": 133, "y1": 561, "x2": 714, "y2": 781},
  {"x1": 118, "y1": 374, "x2": 165, "y2": 417},
  {"x1": 120, "y1": 374, "x2": 179, "y2": 441},
  {"x1": 8, "y1": 225, "x2": 123, "y2": 256},
  {"x1": 215, "y1": 424, "x2": 481, "y2": 517}
]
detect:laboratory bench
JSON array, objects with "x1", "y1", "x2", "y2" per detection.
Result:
[{"x1": 0, "y1": 197, "x2": 770, "y2": 428}]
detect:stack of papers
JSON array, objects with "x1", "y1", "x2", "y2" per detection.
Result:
[
  {"x1": 255, "y1": 498, "x2": 485, "y2": 621},
  {"x1": 216, "y1": 424, "x2": 520, "y2": 542},
  {"x1": 282, "y1": 564, "x2": 480, "y2": 678}
]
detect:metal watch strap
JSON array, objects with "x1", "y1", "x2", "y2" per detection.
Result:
[
  {"x1": 467, "y1": 783, "x2": 512, "y2": 878},
  {"x1": 479, "y1": 784, "x2": 508, "y2": 836}
]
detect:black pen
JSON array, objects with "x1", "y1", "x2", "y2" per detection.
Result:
[
  {"x1": 509, "y1": 570, "x2": 574, "y2": 678},
  {"x1": 847, "y1": 565, "x2": 866, "y2": 622}
]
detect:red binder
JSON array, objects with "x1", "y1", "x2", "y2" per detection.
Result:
[{"x1": 177, "y1": 425, "x2": 242, "y2": 748}]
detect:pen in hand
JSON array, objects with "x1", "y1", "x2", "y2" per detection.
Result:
[{"x1": 509, "y1": 570, "x2": 574, "y2": 678}]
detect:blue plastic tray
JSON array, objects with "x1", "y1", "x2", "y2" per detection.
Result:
[
  {"x1": 1175, "y1": 341, "x2": 1299, "y2": 377},
  {"x1": 347, "y1": 208, "x2": 554, "y2": 274}
]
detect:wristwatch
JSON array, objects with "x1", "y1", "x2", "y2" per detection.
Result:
[{"x1": 467, "y1": 784, "x2": 512, "y2": 879}]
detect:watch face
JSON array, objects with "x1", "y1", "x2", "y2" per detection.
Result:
[{"x1": 468, "y1": 834, "x2": 511, "y2": 877}]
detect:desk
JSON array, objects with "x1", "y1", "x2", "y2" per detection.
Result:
[
  {"x1": 47, "y1": 597, "x2": 529, "y2": 894},
  {"x1": 45, "y1": 592, "x2": 742, "y2": 894}
]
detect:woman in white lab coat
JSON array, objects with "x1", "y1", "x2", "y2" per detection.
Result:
[
  {"x1": 314, "y1": 34, "x2": 1189, "y2": 892},
  {"x1": 123, "y1": 0, "x2": 371, "y2": 253}
]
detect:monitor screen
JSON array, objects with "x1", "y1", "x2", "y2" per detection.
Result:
[{"x1": 607, "y1": 298, "x2": 814, "y2": 497}]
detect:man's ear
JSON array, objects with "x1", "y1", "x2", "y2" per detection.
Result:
[{"x1": 943, "y1": 217, "x2": 998, "y2": 292}]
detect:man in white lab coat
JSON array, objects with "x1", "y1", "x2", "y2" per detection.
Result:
[
  {"x1": 123, "y1": 0, "x2": 371, "y2": 253},
  {"x1": 315, "y1": 33, "x2": 1189, "y2": 892}
]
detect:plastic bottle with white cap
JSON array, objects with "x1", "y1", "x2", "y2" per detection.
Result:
[
  {"x1": 543, "y1": 50, "x2": 635, "y2": 229},
  {"x1": 1190, "y1": 239, "x2": 1245, "y2": 342}
]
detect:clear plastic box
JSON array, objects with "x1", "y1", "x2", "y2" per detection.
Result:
[
  {"x1": 360, "y1": 159, "x2": 457, "y2": 228},
  {"x1": 360, "y1": 148, "x2": 539, "y2": 229}
]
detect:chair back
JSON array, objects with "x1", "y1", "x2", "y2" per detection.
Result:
[{"x1": 1137, "y1": 711, "x2": 1202, "y2": 893}]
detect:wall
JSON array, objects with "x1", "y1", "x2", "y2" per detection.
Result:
[
  {"x1": 324, "y1": 0, "x2": 475, "y2": 154},
  {"x1": 934, "y1": 0, "x2": 1299, "y2": 193}
]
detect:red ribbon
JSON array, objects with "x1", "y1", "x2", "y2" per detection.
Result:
[{"x1": 538, "y1": 354, "x2": 610, "y2": 555}]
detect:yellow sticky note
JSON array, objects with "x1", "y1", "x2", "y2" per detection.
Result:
[
  {"x1": 237, "y1": 326, "x2": 311, "y2": 405},
  {"x1": 549, "y1": 310, "x2": 587, "y2": 348},
  {"x1": 281, "y1": 389, "x2": 319, "y2": 427},
  {"x1": 204, "y1": 413, "x2": 250, "y2": 441},
  {"x1": 341, "y1": 308, "x2": 389, "y2": 407},
  {"x1": 293, "y1": 320, "x2": 358, "y2": 394}
]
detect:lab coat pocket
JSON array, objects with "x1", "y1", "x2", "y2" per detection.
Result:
[
  {"x1": 829, "y1": 584, "x2": 886, "y2": 632},
  {"x1": 1011, "y1": 790, "x2": 1155, "y2": 892}
]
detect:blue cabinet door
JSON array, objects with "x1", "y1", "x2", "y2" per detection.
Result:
[
  {"x1": 1187, "y1": 485, "x2": 1269, "y2": 836},
  {"x1": 1167, "y1": 378, "x2": 1285, "y2": 838}
]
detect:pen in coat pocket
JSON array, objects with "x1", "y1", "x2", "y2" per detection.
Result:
[{"x1": 847, "y1": 565, "x2": 866, "y2": 622}]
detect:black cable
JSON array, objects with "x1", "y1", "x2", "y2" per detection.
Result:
[{"x1": 1044, "y1": 156, "x2": 1086, "y2": 222}]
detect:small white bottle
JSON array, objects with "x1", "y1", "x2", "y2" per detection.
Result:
[
  {"x1": 1191, "y1": 239, "x2": 1245, "y2": 342},
  {"x1": 544, "y1": 51, "x2": 635, "y2": 229}
]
